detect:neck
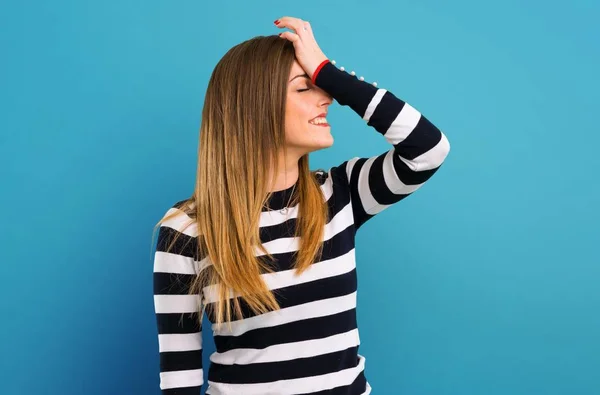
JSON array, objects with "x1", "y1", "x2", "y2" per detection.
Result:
[{"x1": 268, "y1": 150, "x2": 302, "y2": 192}]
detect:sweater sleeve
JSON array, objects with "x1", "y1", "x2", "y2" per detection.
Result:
[
  {"x1": 313, "y1": 60, "x2": 451, "y2": 230},
  {"x1": 153, "y1": 204, "x2": 205, "y2": 394}
]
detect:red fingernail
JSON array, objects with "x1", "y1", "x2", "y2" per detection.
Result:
[{"x1": 274, "y1": 20, "x2": 280, "y2": 25}]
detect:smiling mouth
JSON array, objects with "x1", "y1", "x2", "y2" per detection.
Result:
[{"x1": 308, "y1": 117, "x2": 329, "y2": 127}]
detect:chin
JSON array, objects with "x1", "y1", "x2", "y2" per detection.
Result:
[
  {"x1": 288, "y1": 127, "x2": 334, "y2": 155},
  {"x1": 309, "y1": 132, "x2": 334, "y2": 151},
  {"x1": 322, "y1": 135, "x2": 334, "y2": 148}
]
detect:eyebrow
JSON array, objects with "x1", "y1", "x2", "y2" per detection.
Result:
[{"x1": 289, "y1": 73, "x2": 309, "y2": 83}]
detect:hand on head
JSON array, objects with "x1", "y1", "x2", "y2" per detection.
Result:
[{"x1": 275, "y1": 16, "x2": 329, "y2": 81}]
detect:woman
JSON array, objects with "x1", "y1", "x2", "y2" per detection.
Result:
[{"x1": 153, "y1": 16, "x2": 450, "y2": 395}]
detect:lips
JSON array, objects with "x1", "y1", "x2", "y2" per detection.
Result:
[
  {"x1": 308, "y1": 113, "x2": 329, "y2": 126},
  {"x1": 309, "y1": 113, "x2": 327, "y2": 122}
]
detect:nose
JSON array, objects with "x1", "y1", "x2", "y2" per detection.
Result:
[{"x1": 318, "y1": 92, "x2": 333, "y2": 108}]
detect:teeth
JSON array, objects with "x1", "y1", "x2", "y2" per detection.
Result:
[{"x1": 309, "y1": 117, "x2": 328, "y2": 125}]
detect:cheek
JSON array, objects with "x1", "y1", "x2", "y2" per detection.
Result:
[
  {"x1": 285, "y1": 98, "x2": 309, "y2": 138},
  {"x1": 286, "y1": 97, "x2": 308, "y2": 121}
]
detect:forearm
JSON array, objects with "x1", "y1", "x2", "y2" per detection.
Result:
[{"x1": 313, "y1": 60, "x2": 450, "y2": 171}]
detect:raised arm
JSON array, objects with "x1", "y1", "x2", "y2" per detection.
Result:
[
  {"x1": 313, "y1": 59, "x2": 450, "y2": 228},
  {"x1": 276, "y1": 17, "x2": 450, "y2": 229}
]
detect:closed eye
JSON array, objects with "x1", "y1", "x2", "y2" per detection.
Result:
[{"x1": 297, "y1": 87, "x2": 311, "y2": 92}]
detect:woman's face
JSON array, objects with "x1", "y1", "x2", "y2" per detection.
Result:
[{"x1": 284, "y1": 59, "x2": 334, "y2": 157}]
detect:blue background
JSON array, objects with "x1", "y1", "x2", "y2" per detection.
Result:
[{"x1": 1, "y1": 0, "x2": 599, "y2": 394}]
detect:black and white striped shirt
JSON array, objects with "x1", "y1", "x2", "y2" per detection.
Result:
[{"x1": 153, "y1": 60, "x2": 450, "y2": 394}]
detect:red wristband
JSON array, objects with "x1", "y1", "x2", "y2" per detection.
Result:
[{"x1": 311, "y1": 59, "x2": 330, "y2": 84}]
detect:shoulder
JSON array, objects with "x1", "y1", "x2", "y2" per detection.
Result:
[
  {"x1": 156, "y1": 199, "x2": 198, "y2": 255},
  {"x1": 160, "y1": 199, "x2": 196, "y2": 232},
  {"x1": 313, "y1": 169, "x2": 329, "y2": 185},
  {"x1": 315, "y1": 160, "x2": 359, "y2": 190}
]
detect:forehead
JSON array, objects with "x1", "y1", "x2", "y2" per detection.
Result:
[{"x1": 288, "y1": 59, "x2": 304, "y2": 79}]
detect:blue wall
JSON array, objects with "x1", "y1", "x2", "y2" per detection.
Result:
[{"x1": 2, "y1": 1, "x2": 598, "y2": 394}]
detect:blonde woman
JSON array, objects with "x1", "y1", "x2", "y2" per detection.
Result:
[{"x1": 153, "y1": 16, "x2": 450, "y2": 395}]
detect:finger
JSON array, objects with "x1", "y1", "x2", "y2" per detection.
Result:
[
  {"x1": 275, "y1": 16, "x2": 305, "y2": 35},
  {"x1": 279, "y1": 31, "x2": 300, "y2": 43},
  {"x1": 275, "y1": 16, "x2": 302, "y2": 29},
  {"x1": 301, "y1": 20, "x2": 312, "y2": 34}
]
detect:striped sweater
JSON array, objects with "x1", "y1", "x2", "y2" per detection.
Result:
[{"x1": 153, "y1": 60, "x2": 450, "y2": 394}]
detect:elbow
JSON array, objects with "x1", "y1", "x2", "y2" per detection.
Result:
[
  {"x1": 426, "y1": 131, "x2": 450, "y2": 170},
  {"x1": 439, "y1": 132, "x2": 451, "y2": 162},
  {"x1": 423, "y1": 119, "x2": 450, "y2": 168}
]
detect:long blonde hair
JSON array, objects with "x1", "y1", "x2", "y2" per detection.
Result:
[{"x1": 154, "y1": 35, "x2": 329, "y2": 327}]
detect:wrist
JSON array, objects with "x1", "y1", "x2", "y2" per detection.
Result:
[{"x1": 310, "y1": 58, "x2": 330, "y2": 84}]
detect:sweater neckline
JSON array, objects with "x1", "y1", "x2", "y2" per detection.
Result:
[{"x1": 263, "y1": 180, "x2": 299, "y2": 212}]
